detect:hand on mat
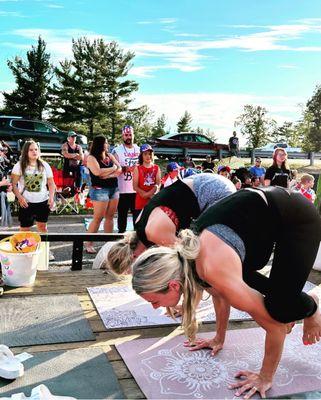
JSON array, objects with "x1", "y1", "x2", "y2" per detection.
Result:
[
  {"x1": 183, "y1": 335, "x2": 224, "y2": 356},
  {"x1": 228, "y1": 370, "x2": 272, "y2": 399},
  {"x1": 165, "y1": 305, "x2": 183, "y2": 318}
]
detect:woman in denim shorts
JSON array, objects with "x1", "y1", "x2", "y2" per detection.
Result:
[{"x1": 86, "y1": 135, "x2": 122, "y2": 253}]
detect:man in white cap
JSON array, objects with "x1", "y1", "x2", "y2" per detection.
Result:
[{"x1": 112, "y1": 125, "x2": 140, "y2": 232}]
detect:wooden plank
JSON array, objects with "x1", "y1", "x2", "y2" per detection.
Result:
[{"x1": 119, "y1": 378, "x2": 145, "y2": 399}]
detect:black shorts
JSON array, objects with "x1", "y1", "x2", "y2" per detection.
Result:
[{"x1": 18, "y1": 200, "x2": 50, "y2": 227}]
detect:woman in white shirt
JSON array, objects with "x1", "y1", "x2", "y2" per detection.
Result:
[{"x1": 11, "y1": 139, "x2": 56, "y2": 233}]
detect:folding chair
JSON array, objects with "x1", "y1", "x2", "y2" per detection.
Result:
[{"x1": 52, "y1": 167, "x2": 79, "y2": 214}]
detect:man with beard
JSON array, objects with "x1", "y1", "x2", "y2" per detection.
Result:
[{"x1": 113, "y1": 125, "x2": 140, "y2": 232}]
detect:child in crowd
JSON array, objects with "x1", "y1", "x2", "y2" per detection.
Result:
[
  {"x1": 161, "y1": 162, "x2": 180, "y2": 188},
  {"x1": 217, "y1": 165, "x2": 231, "y2": 179},
  {"x1": 299, "y1": 174, "x2": 316, "y2": 202},
  {"x1": 232, "y1": 177, "x2": 242, "y2": 190}
]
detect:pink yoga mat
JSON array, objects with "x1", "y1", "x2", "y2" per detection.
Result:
[{"x1": 116, "y1": 325, "x2": 321, "y2": 399}]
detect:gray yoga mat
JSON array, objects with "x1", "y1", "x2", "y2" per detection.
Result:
[
  {"x1": 0, "y1": 294, "x2": 95, "y2": 347},
  {"x1": 0, "y1": 348, "x2": 124, "y2": 399},
  {"x1": 88, "y1": 281, "x2": 316, "y2": 330}
]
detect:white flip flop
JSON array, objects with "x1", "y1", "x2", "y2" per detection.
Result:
[
  {"x1": 29, "y1": 385, "x2": 77, "y2": 400},
  {"x1": 0, "y1": 345, "x2": 24, "y2": 380},
  {"x1": 0, "y1": 385, "x2": 77, "y2": 400}
]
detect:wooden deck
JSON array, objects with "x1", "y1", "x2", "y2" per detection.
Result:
[{"x1": 2, "y1": 267, "x2": 321, "y2": 399}]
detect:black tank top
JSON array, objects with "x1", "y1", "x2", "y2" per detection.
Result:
[
  {"x1": 63, "y1": 142, "x2": 81, "y2": 172},
  {"x1": 89, "y1": 156, "x2": 118, "y2": 188},
  {"x1": 136, "y1": 179, "x2": 200, "y2": 247},
  {"x1": 191, "y1": 187, "x2": 283, "y2": 272}
]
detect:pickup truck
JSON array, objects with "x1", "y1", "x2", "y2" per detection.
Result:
[{"x1": 0, "y1": 116, "x2": 87, "y2": 153}]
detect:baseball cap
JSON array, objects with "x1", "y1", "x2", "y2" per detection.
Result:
[
  {"x1": 167, "y1": 162, "x2": 179, "y2": 173},
  {"x1": 218, "y1": 165, "x2": 231, "y2": 173},
  {"x1": 140, "y1": 144, "x2": 153, "y2": 153},
  {"x1": 122, "y1": 125, "x2": 134, "y2": 134},
  {"x1": 68, "y1": 131, "x2": 77, "y2": 138}
]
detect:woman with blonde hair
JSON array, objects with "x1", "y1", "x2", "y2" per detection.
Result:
[
  {"x1": 264, "y1": 147, "x2": 291, "y2": 188},
  {"x1": 131, "y1": 186, "x2": 321, "y2": 399},
  {"x1": 11, "y1": 139, "x2": 55, "y2": 233},
  {"x1": 105, "y1": 173, "x2": 236, "y2": 273}
]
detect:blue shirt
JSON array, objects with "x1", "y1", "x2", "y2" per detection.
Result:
[{"x1": 249, "y1": 165, "x2": 266, "y2": 178}]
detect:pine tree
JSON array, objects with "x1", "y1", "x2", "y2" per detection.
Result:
[
  {"x1": 3, "y1": 37, "x2": 51, "y2": 119},
  {"x1": 151, "y1": 114, "x2": 167, "y2": 138},
  {"x1": 49, "y1": 38, "x2": 138, "y2": 140},
  {"x1": 177, "y1": 111, "x2": 192, "y2": 133}
]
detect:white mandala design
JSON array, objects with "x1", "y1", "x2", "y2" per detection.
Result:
[
  {"x1": 142, "y1": 342, "x2": 248, "y2": 398},
  {"x1": 102, "y1": 309, "x2": 148, "y2": 328}
]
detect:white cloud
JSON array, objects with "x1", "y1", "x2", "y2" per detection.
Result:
[
  {"x1": 8, "y1": 28, "x2": 114, "y2": 61},
  {"x1": 159, "y1": 18, "x2": 177, "y2": 25},
  {"x1": 7, "y1": 20, "x2": 321, "y2": 77},
  {"x1": 46, "y1": 4, "x2": 64, "y2": 8},
  {"x1": 137, "y1": 20, "x2": 153, "y2": 25},
  {"x1": 278, "y1": 64, "x2": 299, "y2": 69},
  {"x1": 133, "y1": 92, "x2": 303, "y2": 145},
  {"x1": 0, "y1": 10, "x2": 24, "y2": 16}
]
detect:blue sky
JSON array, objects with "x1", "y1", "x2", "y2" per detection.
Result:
[{"x1": 1, "y1": 0, "x2": 321, "y2": 144}]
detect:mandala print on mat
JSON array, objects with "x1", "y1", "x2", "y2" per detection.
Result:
[
  {"x1": 141, "y1": 342, "x2": 248, "y2": 398},
  {"x1": 103, "y1": 309, "x2": 148, "y2": 328}
]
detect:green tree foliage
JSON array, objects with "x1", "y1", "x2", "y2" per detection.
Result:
[
  {"x1": 177, "y1": 111, "x2": 192, "y2": 133},
  {"x1": 307, "y1": 85, "x2": 321, "y2": 128},
  {"x1": 3, "y1": 37, "x2": 51, "y2": 119},
  {"x1": 49, "y1": 38, "x2": 138, "y2": 141},
  {"x1": 235, "y1": 104, "x2": 276, "y2": 148},
  {"x1": 303, "y1": 86, "x2": 321, "y2": 151},
  {"x1": 151, "y1": 114, "x2": 167, "y2": 138},
  {"x1": 271, "y1": 121, "x2": 303, "y2": 147}
]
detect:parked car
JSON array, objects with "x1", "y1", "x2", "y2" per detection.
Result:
[
  {"x1": 149, "y1": 132, "x2": 228, "y2": 159},
  {"x1": 0, "y1": 116, "x2": 87, "y2": 153},
  {"x1": 255, "y1": 142, "x2": 302, "y2": 153}
]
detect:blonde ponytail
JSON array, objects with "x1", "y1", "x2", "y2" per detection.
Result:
[
  {"x1": 132, "y1": 228, "x2": 203, "y2": 342},
  {"x1": 107, "y1": 231, "x2": 139, "y2": 275}
]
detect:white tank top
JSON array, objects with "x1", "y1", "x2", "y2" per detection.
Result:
[{"x1": 113, "y1": 144, "x2": 140, "y2": 193}]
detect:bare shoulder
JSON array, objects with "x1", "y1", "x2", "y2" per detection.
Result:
[{"x1": 197, "y1": 230, "x2": 243, "y2": 288}]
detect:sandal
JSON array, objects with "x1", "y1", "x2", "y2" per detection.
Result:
[
  {"x1": 85, "y1": 245, "x2": 96, "y2": 254},
  {"x1": 0, "y1": 345, "x2": 24, "y2": 380}
]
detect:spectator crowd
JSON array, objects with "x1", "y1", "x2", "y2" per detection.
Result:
[{"x1": 0, "y1": 127, "x2": 318, "y2": 253}]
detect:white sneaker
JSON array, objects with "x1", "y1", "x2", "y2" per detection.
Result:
[{"x1": 0, "y1": 345, "x2": 24, "y2": 380}]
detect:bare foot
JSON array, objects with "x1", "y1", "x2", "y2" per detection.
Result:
[
  {"x1": 303, "y1": 292, "x2": 321, "y2": 345},
  {"x1": 286, "y1": 322, "x2": 295, "y2": 334}
]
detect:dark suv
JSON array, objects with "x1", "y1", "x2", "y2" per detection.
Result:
[{"x1": 0, "y1": 116, "x2": 87, "y2": 152}]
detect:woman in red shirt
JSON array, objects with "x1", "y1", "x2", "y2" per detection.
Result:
[{"x1": 133, "y1": 144, "x2": 161, "y2": 220}]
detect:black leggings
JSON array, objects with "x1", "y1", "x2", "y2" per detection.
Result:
[
  {"x1": 244, "y1": 188, "x2": 321, "y2": 323},
  {"x1": 117, "y1": 193, "x2": 137, "y2": 233}
]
